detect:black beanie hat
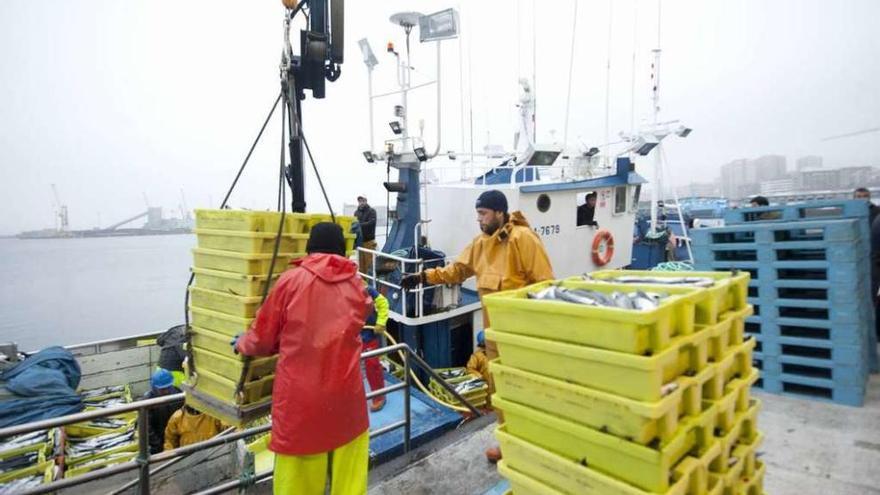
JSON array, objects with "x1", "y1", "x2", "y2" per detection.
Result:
[
  {"x1": 306, "y1": 222, "x2": 346, "y2": 256},
  {"x1": 475, "y1": 190, "x2": 508, "y2": 213}
]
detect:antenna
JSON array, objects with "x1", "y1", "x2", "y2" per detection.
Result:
[
  {"x1": 603, "y1": 0, "x2": 614, "y2": 167},
  {"x1": 562, "y1": 0, "x2": 578, "y2": 148}
]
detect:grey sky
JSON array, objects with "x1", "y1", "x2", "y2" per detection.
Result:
[{"x1": 1, "y1": 0, "x2": 878, "y2": 234}]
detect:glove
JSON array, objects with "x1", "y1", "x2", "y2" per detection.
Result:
[
  {"x1": 374, "y1": 324, "x2": 386, "y2": 336},
  {"x1": 400, "y1": 272, "x2": 425, "y2": 290},
  {"x1": 230, "y1": 333, "x2": 243, "y2": 355}
]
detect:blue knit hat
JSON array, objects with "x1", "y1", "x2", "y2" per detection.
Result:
[
  {"x1": 476, "y1": 330, "x2": 485, "y2": 347},
  {"x1": 475, "y1": 190, "x2": 508, "y2": 213},
  {"x1": 151, "y1": 369, "x2": 174, "y2": 389}
]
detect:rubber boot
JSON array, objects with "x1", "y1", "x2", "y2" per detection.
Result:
[
  {"x1": 370, "y1": 397, "x2": 386, "y2": 412},
  {"x1": 485, "y1": 446, "x2": 502, "y2": 464}
]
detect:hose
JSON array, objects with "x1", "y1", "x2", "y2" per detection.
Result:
[{"x1": 369, "y1": 327, "x2": 477, "y2": 414}]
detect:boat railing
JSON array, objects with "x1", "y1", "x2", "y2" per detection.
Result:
[
  {"x1": 424, "y1": 159, "x2": 603, "y2": 186},
  {"x1": 0, "y1": 342, "x2": 482, "y2": 495},
  {"x1": 357, "y1": 247, "x2": 478, "y2": 326}
]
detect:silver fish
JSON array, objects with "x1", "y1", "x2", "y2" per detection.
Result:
[
  {"x1": 527, "y1": 286, "x2": 558, "y2": 300},
  {"x1": 630, "y1": 291, "x2": 660, "y2": 311},
  {"x1": 0, "y1": 475, "x2": 44, "y2": 494},
  {"x1": 556, "y1": 289, "x2": 603, "y2": 306},
  {"x1": 611, "y1": 291, "x2": 635, "y2": 310},
  {"x1": 605, "y1": 276, "x2": 715, "y2": 288}
]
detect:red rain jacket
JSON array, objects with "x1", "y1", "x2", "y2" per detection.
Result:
[{"x1": 236, "y1": 253, "x2": 372, "y2": 455}]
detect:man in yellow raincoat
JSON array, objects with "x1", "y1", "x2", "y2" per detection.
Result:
[{"x1": 401, "y1": 189, "x2": 554, "y2": 462}]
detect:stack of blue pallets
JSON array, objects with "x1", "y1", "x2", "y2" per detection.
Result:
[{"x1": 691, "y1": 199, "x2": 879, "y2": 406}]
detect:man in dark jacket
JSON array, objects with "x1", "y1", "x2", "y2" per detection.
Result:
[
  {"x1": 141, "y1": 369, "x2": 183, "y2": 454},
  {"x1": 355, "y1": 195, "x2": 378, "y2": 273},
  {"x1": 156, "y1": 325, "x2": 186, "y2": 387}
]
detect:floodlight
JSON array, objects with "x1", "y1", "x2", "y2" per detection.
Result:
[
  {"x1": 389, "y1": 121, "x2": 403, "y2": 134},
  {"x1": 632, "y1": 135, "x2": 659, "y2": 156},
  {"x1": 676, "y1": 125, "x2": 692, "y2": 138},
  {"x1": 413, "y1": 147, "x2": 428, "y2": 161},
  {"x1": 362, "y1": 151, "x2": 375, "y2": 163},
  {"x1": 358, "y1": 39, "x2": 378, "y2": 69},
  {"x1": 419, "y1": 9, "x2": 460, "y2": 42},
  {"x1": 383, "y1": 182, "x2": 407, "y2": 193},
  {"x1": 584, "y1": 147, "x2": 600, "y2": 157}
]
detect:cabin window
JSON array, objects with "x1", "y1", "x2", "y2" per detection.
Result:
[
  {"x1": 537, "y1": 194, "x2": 551, "y2": 212},
  {"x1": 614, "y1": 186, "x2": 627, "y2": 214},
  {"x1": 576, "y1": 191, "x2": 598, "y2": 227},
  {"x1": 630, "y1": 185, "x2": 642, "y2": 213}
]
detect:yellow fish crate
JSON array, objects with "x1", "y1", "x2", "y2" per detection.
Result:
[
  {"x1": 702, "y1": 339, "x2": 756, "y2": 400},
  {"x1": 490, "y1": 360, "x2": 712, "y2": 446},
  {"x1": 706, "y1": 308, "x2": 752, "y2": 362},
  {"x1": 0, "y1": 460, "x2": 54, "y2": 486},
  {"x1": 706, "y1": 369, "x2": 759, "y2": 435},
  {"x1": 428, "y1": 368, "x2": 489, "y2": 408},
  {"x1": 484, "y1": 280, "x2": 714, "y2": 356},
  {"x1": 64, "y1": 451, "x2": 137, "y2": 478},
  {"x1": 192, "y1": 267, "x2": 281, "y2": 298},
  {"x1": 710, "y1": 401, "x2": 761, "y2": 475},
  {"x1": 585, "y1": 270, "x2": 751, "y2": 321},
  {"x1": 188, "y1": 286, "x2": 263, "y2": 319},
  {"x1": 189, "y1": 347, "x2": 277, "y2": 382},
  {"x1": 496, "y1": 427, "x2": 724, "y2": 495},
  {"x1": 192, "y1": 247, "x2": 297, "y2": 276},
  {"x1": 194, "y1": 228, "x2": 310, "y2": 255},
  {"x1": 195, "y1": 209, "x2": 311, "y2": 234},
  {"x1": 189, "y1": 306, "x2": 253, "y2": 337},
  {"x1": 711, "y1": 432, "x2": 764, "y2": 494},
  {"x1": 493, "y1": 396, "x2": 717, "y2": 493},
  {"x1": 485, "y1": 329, "x2": 710, "y2": 402}
]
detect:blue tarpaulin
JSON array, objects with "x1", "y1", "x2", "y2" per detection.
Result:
[{"x1": 0, "y1": 346, "x2": 84, "y2": 427}]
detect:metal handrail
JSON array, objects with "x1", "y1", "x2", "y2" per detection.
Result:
[{"x1": 3, "y1": 342, "x2": 480, "y2": 495}]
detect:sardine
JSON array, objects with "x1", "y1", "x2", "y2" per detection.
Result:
[
  {"x1": 0, "y1": 474, "x2": 44, "y2": 494},
  {"x1": 454, "y1": 378, "x2": 486, "y2": 394},
  {"x1": 604, "y1": 276, "x2": 715, "y2": 288},
  {"x1": 527, "y1": 286, "x2": 558, "y2": 300},
  {"x1": 80, "y1": 385, "x2": 125, "y2": 399},
  {"x1": 0, "y1": 431, "x2": 48, "y2": 455},
  {"x1": 67, "y1": 430, "x2": 135, "y2": 457},
  {"x1": 439, "y1": 368, "x2": 468, "y2": 380},
  {"x1": 660, "y1": 382, "x2": 679, "y2": 397},
  {"x1": 0, "y1": 452, "x2": 40, "y2": 473},
  {"x1": 630, "y1": 291, "x2": 660, "y2": 311},
  {"x1": 611, "y1": 291, "x2": 635, "y2": 310}
]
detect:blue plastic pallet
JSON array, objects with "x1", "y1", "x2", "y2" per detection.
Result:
[
  {"x1": 748, "y1": 279, "x2": 870, "y2": 306},
  {"x1": 754, "y1": 372, "x2": 866, "y2": 407},
  {"x1": 747, "y1": 297, "x2": 873, "y2": 326},
  {"x1": 694, "y1": 242, "x2": 868, "y2": 265},
  {"x1": 761, "y1": 354, "x2": 867, "y2": 386},
  {"x1": 691, "y1": 218, "x2": 864, "y2": 248},
  {"x1": 756, "y1": 318, "x2": 868, "y2": 347},
  {"x1": 722, "y1": 199, "x2": 870, "y2": 226},
  {"x1": 696, "y1": 259, "x2": 867, "y2": 285}
]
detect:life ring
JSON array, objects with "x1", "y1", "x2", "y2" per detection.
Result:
[{"x1": 591, "y1": 229, "x2": 615, "y2": 266}]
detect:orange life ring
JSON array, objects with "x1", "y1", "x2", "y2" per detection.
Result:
[{"x1": 591, "y1": 229, "x2": 615, "y2": 266}]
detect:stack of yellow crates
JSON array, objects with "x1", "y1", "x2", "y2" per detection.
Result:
[
  {"x1": 485, "y1": 271, "x2": 764, "y2": 495},
  {"x1": 185, "y1": 209, "x2": 355, "y2": 425},
  {"x1": 64, "y1": 385, "x2": 138, "y2": 478},
  {"x1": 0, "y1": 429, "x2": 57, "y2": 490}
]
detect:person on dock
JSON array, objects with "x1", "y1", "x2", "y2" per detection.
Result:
[
  {"x1": 400, "y1": 189, "x2": 554, "y2": 463},
  {"x1": 142, "y1": 369, "x2": 183, "y2": 454},
  {"x1": 854, "y1": 187, "x2": 880, "y2": 225},
  {"x1": 233, "y1": 222, "x2": 372, "y2": 495}
]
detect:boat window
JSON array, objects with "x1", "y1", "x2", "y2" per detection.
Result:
[
  {"x1": 576, "y1": 191, "x2": 598, "y2": 227},
  {"x1": 630, "y1": 185, "x2": 641, "y2": 212},
  {"x1": 537, "y1": 194, "x2": 551, "y2": 212},
  {"x1": 614, "y1": 186, "x2": 627, "y2": 214},
  {"x1": 526, "y1": 151, "x2": 560, "y2": 166}
]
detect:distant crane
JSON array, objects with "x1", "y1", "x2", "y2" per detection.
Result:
[
  {"x1": 50, "y1": 184, "x2": 69, "y2": 232},
  {"x1": 821, "y1": 126, "x2": 880, "y2": 142},
  {"x1": 179, "y1": 189, "x2": 191, "y2": 221}
]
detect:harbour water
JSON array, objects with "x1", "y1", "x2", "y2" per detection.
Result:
[{"x1": 0, "y1": 235, "x2": 195, "y2": 351}]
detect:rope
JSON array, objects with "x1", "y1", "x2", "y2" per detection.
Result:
[
  {"x1": 376, "y1": 329, "x2": 476, "y2": 413},
  {"x1": 652, "y1": 261, "x2": 694, "y2": 272}
]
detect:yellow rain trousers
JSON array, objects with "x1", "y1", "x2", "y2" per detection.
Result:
[{"x1": 272, "y1": 429, "x2": 369, "y2": 495}]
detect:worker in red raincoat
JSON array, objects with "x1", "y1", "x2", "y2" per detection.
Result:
[{"x1": 234, "y1": 222, "x2": 372, "y2": 495}]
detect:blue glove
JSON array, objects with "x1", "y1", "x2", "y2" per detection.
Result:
[{"x1": 230, "y1": 333, "x2": 243, "y2": 354}]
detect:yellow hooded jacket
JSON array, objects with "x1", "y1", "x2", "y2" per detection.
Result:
[
  {"x1": 424, "y1": 210, "x2": 554, "y2": 327},
  {"x1": 164, "y1": 407, "x2": 224, "y2": 451}
]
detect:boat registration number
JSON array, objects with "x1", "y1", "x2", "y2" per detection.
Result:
[{"x1": 533, "y1": 224, "x2": 561, "y2": 236}]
